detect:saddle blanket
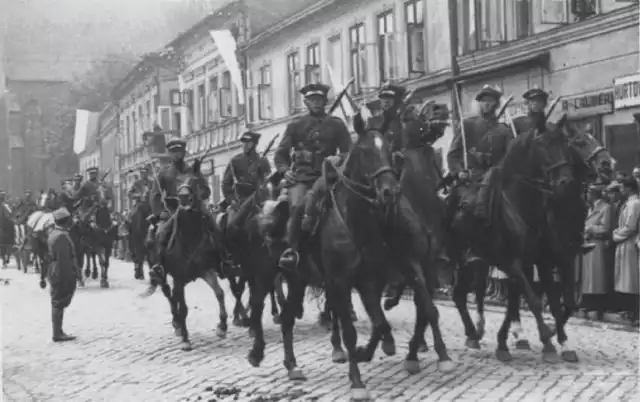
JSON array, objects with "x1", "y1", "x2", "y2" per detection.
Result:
[{"x1": 27, "y1": 211, "x2": 54, "y2": 233}]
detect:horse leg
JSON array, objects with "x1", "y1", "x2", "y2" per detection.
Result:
[
  {"x1": 173, "y1": 283, "x2": 192, "y2": 351},
  {"x1": 557, "y1": 260, "x2": 579, "y2": 362},
  {"x1": 273, "y1": 273, "x2": 288, "y2": 319},
  {"x1": 160, "y1": 282, "x2": 181, "y2": 335},
  {"x1": 354, "y1": 279, "x2": 394, "y2": 362},
  {"x1": 280, "y1": 277, "x2": 306, "y2": 381},
  {"x1": 247, "y1": 278, "x2": 267, "y2": 367},
  {"x1": 318, "y1": 298, "x2": 332, "y2": 329},
  {"x1": 531, "y1": 267, "x2": 561, "y2": 363},
  {"x1": 330, "y1": 309, "x2": 347, "y2": 363},
  {"x1": 330, "y1": 284, "x2": 368, "y2": 400},
  {"x1": 453, "y1": 263, "x2": 481, "y2": 349},
  {"x1": 474, "y1": 262, "x2": 490, "y2": 341},
  {"x1": 383, "y1": 281, "x2": 406, "y2": 311},
  {"x1": 496, "y1": 283, "x2": 520, "y2": 362},
  {"x1": 404, "y1": 286, "x2": 429, "y2": 374},
  {"x1": 269, "y1": 289, "x2": 281, "y2": 325},
  {"x1": 229, "y1": 277, "x2": 250, "y2": 327},
  {"x1": 91, "y1": 253, "x2": 99, "y2": 281},
  {"x1": 202, "y1": 269, "x2": 228, "y2": 338},
  {"x1": 84, "y1": 252, "x2": 91, "y2": 278}
]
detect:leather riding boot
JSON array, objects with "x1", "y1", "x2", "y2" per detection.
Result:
[
  {"x1": 279, "y1": 213, "x2": 303, "y2": 271},
  {"x1": 52, "y1": 307, "x2": 75, "y2": 342}
]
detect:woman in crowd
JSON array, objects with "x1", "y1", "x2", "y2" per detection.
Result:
[
  {"x1": 612, "y1": 177, "x2": 640, "y2": 325},
  {"x1": 581, "y1": 184, "x2": 614, "y2": 319}
]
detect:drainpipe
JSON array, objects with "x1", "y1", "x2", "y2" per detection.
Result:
[{"x1": 447, "y1": 0, "x2": 462, "y2": 124}]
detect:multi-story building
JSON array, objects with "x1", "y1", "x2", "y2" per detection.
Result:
[
  {"x1": 97, "y1": 104, "x2": 120, "y2": 210},
  {"x1": 111, "y1": 53, "x2": 181, "y2": 211}
]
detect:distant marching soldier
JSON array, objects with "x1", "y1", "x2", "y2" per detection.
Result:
[
  {"x1": 447, "y1": 85, "x2": 513, "y2": 264},
  {"x1": 273, "y1": 83, "x2": 352, "y2": 271},
  {"x1": 220, "y1": 131, "x2": 271, "y2": 273},
  {"x1": 144, "y1": 138, "x2": 212, "y2": 294},
  {"x1": 367, "y1": 83, "x2": 407, "y2": 153},
  {"x1": 42, "y1": 207, "x2": 84, "y2": 342}
]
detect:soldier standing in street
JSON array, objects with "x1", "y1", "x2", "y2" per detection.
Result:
[
  {"x1": 273, "y1": 83, "x2": 352, "y2": 271},
  {"x1": 43, "y1": 207, "x2": 82, "y2": 342},
  {"x1": 447, "y1": 85, "x2": 512, "y2": 264}
]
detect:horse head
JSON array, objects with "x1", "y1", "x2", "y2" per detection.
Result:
[
  {"x1": 401, "y1": 101, "x2": 450, "y2": 147},
  {"x1": 176, "y1": 167, "x2": 208, "y2": 212},
  {"x1": 553, "y1": 117, "x2": 615, "y2": 175},
  {"x1": 349, "y1": 113, "x2": 400, "y2": 207}
]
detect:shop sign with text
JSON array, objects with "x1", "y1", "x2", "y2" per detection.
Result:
[
  {"x1": 614, "y1": 73, "x2": 640, "y2": 110},
  {"x1": 561, "y1": 89, "x2": 614, "y2": 118}
]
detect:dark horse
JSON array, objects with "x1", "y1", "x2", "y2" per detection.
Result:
[
  {"x1": 76, "y1": 185, "x2": 118, "y2": 288},
  {"x1": 127, "y1": 196, "x2": 152, "y2": 280},
  {"x1": 143, "y1": 161, "x2": 229, "y2": 351},
  {"x1": 505, "y1": 120, "x2": 614, "y2": 363},
  {"x1": 0, "y1": 202, "x2": 15, "y2": 267},
  {"x1": 450, "y1": 123, "x2": 574, "y2": 362},
  {"x1": 270, "y1": 114, "x2": 453, "y2": 400}
]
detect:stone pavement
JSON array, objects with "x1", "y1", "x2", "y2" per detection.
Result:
[{"x1": 2, "y1": 259, "x2": 638, "y2": 402}]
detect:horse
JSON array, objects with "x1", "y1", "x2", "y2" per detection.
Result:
[
  {"x1": 143, "y1": 160, "x2": 229, "y2": 351},
  {"x1": 269, "y1": 113, "x2": 452, "y2": 400},
  {"x1": 126, "y1": 195, "x2": 152, "y2": 280},
  {"x1": 75, "y1": 183, "x2": 118, "y2": 288},
  {"x1": 504, "y1": 120, "x2": 615, "y2": 363},
  {"x1": 449, "y1": 122, "x2": 574, "y2": 362},
  {"x1": 0, "y1": 202, "x2": 15, "y2": 267}
]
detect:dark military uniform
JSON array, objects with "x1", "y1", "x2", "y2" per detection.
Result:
[
  {"x1": 222, "y1": 131, "x2": 271, "y2": 231},
  {"x1": 74, "y1": 167, "x2": 101, "y2": 222},
  {"x1": 366, "y1": 83, "x2": 407, "y2": 153},
  {"x1": 47, "y1": 208, "x2": 82, "y2": 342},
  {"x1": 274, "y1": 83, "x2": 352, "y2": 269},
  {"x1": 511, "y1": 88, "x2": 550, "y2": 136}
]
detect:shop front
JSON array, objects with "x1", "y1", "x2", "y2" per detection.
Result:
[
  {"x1": 605, "y1": 73, "x2": 640, "y2": 173},
  {"x1": 560, "y1": 88, "x2": 614, "y2": 144}
]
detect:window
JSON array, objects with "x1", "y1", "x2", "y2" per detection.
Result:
[
  {"x1": 480, "y1": 0, "x2": 506, "y2": 48},
  {"x1": 258, "y1": 65, "x2": 273, "y2": 120},
  {"x1": 287, "y1": 52, "x2": 302, "y2": 113},
  {"x1": 138, "y1": 105, "x2": 144, "y2": 132},
  {"x1": 197, "y1": 83, "x2": 206, "y2": 128},
  {"x1": 173, "y1": 111, "x2": 181, "y2": 133},
  {"x1": 305, "y1": 43, "x2": 321, "y2": 84},
  {"x1": 327, "y1": 35, "x2": 343, "y2": 86},
  {"x1": 541, "y1": 0, "x2": 599, "y2": 25},
  {"x1": 125, "y1": 115, "x2": 131, "y2": 152},
  {"x1": 405, "y1": 0, "x2": 425, "y2": 74},
  {"x1": 220, "y1": 72, "x2": 233, "y2": 118},
  {"x1": 349, "y1": 23, "x2": 367, "y2": 94},
  {"x1": 146, "y1": 100, "x2": 151, "y2": 129},
  {"x1": 515, "y1": 0, "x2": 531, "y2": 38},
  {"x1": 131, "y1": 111, "x2": 137, "y2": 145},
  {"x1": 208, "y1": 76, "x2": 219, "y2": 123},
  {"x1": 377, "y1": 11, "x2": 396, "y2": 82}
]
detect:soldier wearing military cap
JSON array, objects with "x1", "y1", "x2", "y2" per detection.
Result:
[
  {"x1": 145, "y1": 137, "x2": 212, "y2": 294},
  {"x1": 273, "y1": 82, "x2": 352, "y2": 270},
  {"x1": 367, "y1": 83, "x2": 407, "y2": 153},
  {"x1": 43, "y1": 207, "x2": 83, "y2": 342},
  {"x1": 14, "y1": 189, "x2": 37, "y2": 223},
  {"x1": 447, "y1": 85, "x2": 513, "y2": 264}
]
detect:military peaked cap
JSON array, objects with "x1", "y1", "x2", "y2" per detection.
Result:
[
  {"x1": 166, "y1": 138, "x2": 187, "y2": 151},
  {"x1": 475, "y1": 85, "x2": 503, "y2": 101},
  {"x1": 240, "y1": 131, "x2": 261, "y2": 143},
  {"x1": 300, "y1": 83, "x2": 330, "y2": 98},
  {"x1": 73, "y1": 173, "x2": 83, "y2": 180},
  {"x1": 523, "y1": 88, "x2": 550, "y2": 102},
  {"x1": 379, "y1": 83, "x2": 406, "y2": 99},
  {"x1": 52, "y1": 207, "x2": 71, "y2": 222},
  {"x1": 87, "y1": 166, "x2": 99, "y2": 173}
]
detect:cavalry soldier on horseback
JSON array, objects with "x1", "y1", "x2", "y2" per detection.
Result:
[
  {"x1": 73, "y1": 167, "x2": 102, "y2": 222},
  {"x1": 220, "y1": 131, "x2": 271, "y2": 271},
  {"x1": 128, "y1": 166, "x2": 152, "y2": 204},
  {"x1": 513, "y1": 87, "x2": 550, "y2": 135},
  {"x1": 72, "y1": 173, "x2": 83, "y2": 192},
  {"x1": 15, "y1": 190, "x2": 37, "y2": 222},
  {"x1": 447, "y1": 85, "x2": 513, "y2": 264},
  {"x1": 145, "y1": 138, "x2": 212, "y2": 293},
  {"x1": 367, "y1": 83, "x2": 406, "y2": 153}
]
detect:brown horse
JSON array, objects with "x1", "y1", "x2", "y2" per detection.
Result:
[{"x1": 450, "y1": 122, "x2": 574, "y2": 361}]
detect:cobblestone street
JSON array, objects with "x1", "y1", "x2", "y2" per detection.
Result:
[{"x1": 2, "y1": 259, "x2": 638, "y2": 402}]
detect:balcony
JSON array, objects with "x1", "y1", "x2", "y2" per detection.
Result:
[{"x1": 185, "y1": 117, "x2": 243, "y2": 160}]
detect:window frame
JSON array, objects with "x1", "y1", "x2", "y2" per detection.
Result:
[
  {"x1": 349, "y1": 23, "x2": 367, "y2": 95},
  {"x1": 197, "y1": 82, "x2": 206, "y2": 128},
  {"x1": 305, "y1": 42, "x2": 321, "y2": 84},
  {"x1": 208, "y1": 75, "x2": 220, "y2": 124},
  {"x1": 405, "y1": 0, "x2": 425, "y2": 74},
  {"x1": 219, "y1": 71, "x2": 233, "y2": 119},
  {"x1": 377, "y1": 10, "x2": 395, "y2": 83},
  {"x1": 287, "y1": 51, "x2": 302, "y2": 113},
  {"x1": 258, "y1": 65, "x2": 273, "y2": 120}
]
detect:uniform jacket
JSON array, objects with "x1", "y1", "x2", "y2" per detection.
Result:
[
  {"x1": 128, "y1": 178, "x2": 152, "y2": 200},
  {"x1": 366, "y1": 111, "x2": 403, "y2": 153},
  {"x1": 447, "y1": 115, "x2": 512, "y2": 177},
  {"x1": 274, "y1": 113, "x2": 352, "y2": 182},
  {"x1": 222, "y1": 151, "x2": 271, "y2": 201},
  {"x1": 512, "y1": 112, "x2": 547, "y2": 135},
  {"x1": 149, "y1": 160, "x2": 212, "y2": 216},
  {"x1": 613, "y1": 194, "x2": 640, "y2": 294},
  {"x1": 48, "y1": 227, "x2": 79, "y2": 285}
]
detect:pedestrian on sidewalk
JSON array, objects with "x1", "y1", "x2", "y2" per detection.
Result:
[{"x1": 44, "y1": 207, "x2": 82, "y2": 342}]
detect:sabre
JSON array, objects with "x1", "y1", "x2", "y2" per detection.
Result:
[
  {"x1": 545, "y1": 97, "x2": 562, "y2": 120},
  {"x1": 452, "y1": 84, "x2": 469, "y2": 170},
  {"x1": 496, "y1": 95, "x2": 514, "y2": 121},
  {"x1": 328, "y1": 78, "x2": 355, "y2": 115},
  {"x1": 261, "y1": 134, "x2": 279, "y2": 158}
]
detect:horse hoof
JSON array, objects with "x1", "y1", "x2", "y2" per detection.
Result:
[
  {"x1": 418, "y1": 342, "x2": 429, "y2": 353},
  {"x1": 240, "y1": 317, "x2": 251, "y2": 328},
  {"x1": 495, "y1": 349, "x2": 513, "y2": 362},
  {"x1": 216, "y1": 326, "x2": 227, "y2": 339},
  {"x1": 247, "y1": 351, "x2": 263, "y2": 368},
  {"x1": 542, "y1": 351, "x2": 560, "y2": 364},
  {"x1": 350, "y1": 388, "x2": 371, "y2": 401},
  {"x1": 561, "y1": 350, "x2": 579, "y2": 363},
  {"x1": 515, "y1": 340, "x2": 531, "y2": 350},
  {"x1": 91, "y1": 271, "x2": 98, "y2": 280},
  {"x1": 354, "y1": 346, "x2": 373, "y2": 363},
  {"x1": 403, "y1": 360, "x2": 421, "y2": 374},
  {"x1": 232, "y1": 317, "x2": 242, "y2": 327},
  {"x1": 180, "y1": 340, "x2": 192, "y2": 351},
  {"x1": 100, "y1": 280, "x2": 109, "y2": 289},
  {"x1": 272, "y1": 314, "x2": 281, "y2": 325},
  {"x1": 84, "y1": 270, "x2": 90, "y2": 278},
  {"x1": 287, "y1": 368, "x2": 307, "y2": 381},
  {"x1": 381, "y1": 340, "x2": 396, "y2": 356},
  {"x1": 437, "y1": 360, "x2": 456, "y2": 372},
  {"x1": 331, "y1": 349, "x2": 347, "y2": 364},
  {"x1": 465, "y1": 338, "x2": 481, "y2": 349}
]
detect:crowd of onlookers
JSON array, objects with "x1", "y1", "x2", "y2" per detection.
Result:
[{"x1": 580, "y1": 166, "x2": 640, "y2": 326}]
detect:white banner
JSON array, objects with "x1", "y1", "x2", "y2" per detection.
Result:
[
  {"x1": 73, "y1": 109, "x2": 100, "y2": 154},
  {"x1": 209, "y1": 30, "x2": 245, "y2": 105}
]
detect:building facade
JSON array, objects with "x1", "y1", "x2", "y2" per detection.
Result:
[
  {"x1": 112, "y1": 55, "x2": 181, "y2": 211},
  {"x1": 97, "y1": 104, "x2": 120, "y2": 210}
]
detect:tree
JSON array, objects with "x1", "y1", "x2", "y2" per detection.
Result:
[{"x1": 46, "y1": 52, "x2": 138, "y2": 175}]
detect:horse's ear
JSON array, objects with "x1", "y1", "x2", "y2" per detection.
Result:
[{"x1": 353, "y1": 112, "x2": 365, "y2": 136}]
